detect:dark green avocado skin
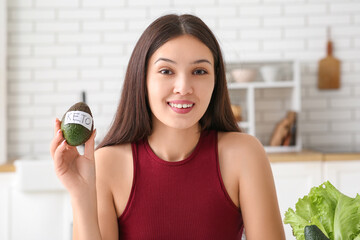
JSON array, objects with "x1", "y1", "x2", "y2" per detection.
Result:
[
  {"x1": 304, "y1": 225, "x2": 330, "y2": 240},
  {"x1": 60, "y1": 102, "x2": 93, "y2": 146}
]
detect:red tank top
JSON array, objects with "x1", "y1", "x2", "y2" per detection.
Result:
[{"x1": 118, "y1": 130, "x2": 244, "y2": 239}]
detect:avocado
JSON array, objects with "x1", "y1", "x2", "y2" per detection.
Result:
[
  {"x1": 304, "y1": 225, "x2": 330, "y2": 240},
  {"x1": 60, "y1": 102, "x2": 94, "y2": 146}
]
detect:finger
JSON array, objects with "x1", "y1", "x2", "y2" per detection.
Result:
[
  {"x1": 54, "y1": 139, "x2": 78, "y2": 161},
  {"x1": 50, "y1": 128, "x2": 64, "y2": 160},
  {"x1": 84, "y1": 129, "x2": 96, "y2": 159},
  {"x1": 53, "y1": 139, "x2": 67, "y2": 168},
  {"x1": 54, "y1": 118, "x2": 61, "y2": 136},
  {"x1": 53, "y1": 139, "x2": 78, "y2": 169}
]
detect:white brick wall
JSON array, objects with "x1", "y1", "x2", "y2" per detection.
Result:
[{"x1": 6, "y1": 0, "x2": 360, "y2": 160}]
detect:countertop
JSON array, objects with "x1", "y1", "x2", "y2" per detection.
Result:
[
  {"x1": 268, "y1": 151, "x2": 360, "y2": 162},
  {"x1": 267, "y1": 150, "x2": 323, "y2": 162},
  {"x1": 1, "y1": 151, "x2": 360, "y2": 172},
  {"x1": 0, "y1": 162, "x2": 16, "y2": 172}
]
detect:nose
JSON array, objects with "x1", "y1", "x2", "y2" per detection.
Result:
[{"x1": 173, "y1": 73, "x2": 193, "y2": 95}]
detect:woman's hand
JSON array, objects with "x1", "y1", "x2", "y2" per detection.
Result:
[{"x1": 50, "y1": 118, "x2": 97, "y2": 198}]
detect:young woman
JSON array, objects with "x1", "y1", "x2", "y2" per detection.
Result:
[{"x1": 50, "y1": 14, "x2": 285, "y2": 240}]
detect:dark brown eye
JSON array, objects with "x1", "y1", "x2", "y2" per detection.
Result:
[
  {"x1": 160, "y1": 69, "x2": 173, "y2": 75},
  {"x1": 193, "y1": 69, "x2": 207, "y2": 75}
]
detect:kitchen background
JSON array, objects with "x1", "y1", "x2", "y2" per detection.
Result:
[
  {"x1": 1, "y1": 0, "x2": 360, "y2": 239},
  {"x1": 3, "y1": 0, "x2": 360, "y2": 161}
]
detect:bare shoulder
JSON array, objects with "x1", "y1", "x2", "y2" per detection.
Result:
[
  {"x1": 94, "y1": 143, "x2": 133, "y2": 187},
  {"x1": 217, "y1": 131, "x2": 271, "y2": 189},
  {"x1": 95, "y1": 143, "x2": 132, "y2": 164},
  {"x1": 218, "y1": 131, "x2": 268, "y2": 167}
]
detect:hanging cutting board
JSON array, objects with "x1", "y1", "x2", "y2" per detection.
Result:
[{"x1": 318, "y1": 28, "x2": 340, "y2": 89}]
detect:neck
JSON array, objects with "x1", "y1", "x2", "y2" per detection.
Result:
[{"x1": 147, "y1": 124, "x2": 201, "y2": 162}]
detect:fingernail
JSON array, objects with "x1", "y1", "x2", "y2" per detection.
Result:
[
  {"x1": 61, "y1": 139, "x2": 66, "y2": 145},
  {"x1": 57, "y1": 129, "x2": 61, "y2": 135},
  {"x1": 94, "y1": 129, "x2": 97, "y2": 137}
]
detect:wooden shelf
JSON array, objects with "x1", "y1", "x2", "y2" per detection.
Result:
[
  {"x1": 228, "y1": 80, "x2": 295, "y2": 89},
  {"x1": 227, "y1": 60, "x2": 301, "y2": 153},
  {"x1": 264, "y1": 145, "x2": 302, "y2": 153}
]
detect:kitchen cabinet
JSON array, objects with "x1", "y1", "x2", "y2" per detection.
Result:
[
  {"x1": 323, "y1": 160, "x2": 360, "y2": 198},
  {"x1": 0, "y1": 161, "x2": 73, "y2": 240},
  {"x1": 227, "y1": 60, "x2": 301, "y2": 153},
  {"x1": 10, "y1": 189, "x2": 71, "y2": 240},
  {"x1": 271, "y1": 161, "x2": 323, "y2": 239},
  {"x1": 0, "y1": 173, "x2": 14, "y2": 240}
]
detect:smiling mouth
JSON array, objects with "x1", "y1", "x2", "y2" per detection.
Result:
[{"x1": 167, "y1": 102, "x2": 194, "y2": 109}]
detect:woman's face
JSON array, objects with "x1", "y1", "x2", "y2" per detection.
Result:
[{"x1": 146, "y1": 34, "x2": 215, "y2": 131}]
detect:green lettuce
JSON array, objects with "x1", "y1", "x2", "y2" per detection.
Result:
[
  {"x1": 284, "y1": 181, "x2": 360, "y2": 240},
  {"x1": 333, "y1": 193, "x2": 360, "y2": 240}
]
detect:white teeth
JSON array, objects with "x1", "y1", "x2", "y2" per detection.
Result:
[{"x1": 169, "y1": 102, "x2": 193, "y2": 109}]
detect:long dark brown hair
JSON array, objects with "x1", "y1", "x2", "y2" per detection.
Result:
[{"x1": 97, "y1": 14, "x2": 240, "y2": 149}]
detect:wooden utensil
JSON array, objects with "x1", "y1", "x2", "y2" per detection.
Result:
[
  {"x1": 318, "y1": 28, "x2": 340, "y2": 89},
  {"x1": 231, "y1": 104, "x2": 242, "y2": 122},
  {"x1": 269, "y1": 111, "x2": 296, "y2": 146}
]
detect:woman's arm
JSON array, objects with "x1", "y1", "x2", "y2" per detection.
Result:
[
  {"x1": 223, "y1": 133, "x2": 286, "y2": 239},
  {"x1": 94, "y1": 148, "x2": 120, "y2": 239},
  {"x1": 70, "y1": 148, "x2": 120, "y2": 240},
  {"x1": 50, "y1": 119, "x2": 118, "y2": 240},
  {"x1": 71, "y1": 191, "x2": 101, "y2": 240}
]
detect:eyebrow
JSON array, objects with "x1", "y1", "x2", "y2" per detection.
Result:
[
  {"x1": 192, "y1": 59, "x2": 212, "y2": 65},
  {"x1": 154, "y1": 58, "x2": 176, "y2": 64},
  {"x1": 154, "y1": 57, "x2": 212, "y2": 65}
]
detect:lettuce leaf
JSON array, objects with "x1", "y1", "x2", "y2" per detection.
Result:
[
  {"x1": 284, "y1": 208, "x2": 308, "y2": 240},
  {"x1": 284, "y1": 181, "x2": 338, "y2": 239},
  {"x1": 333, "y1": 194, "x2": 360, "y2": 240},
  {"x1": 354, "y1": 234, "x2": 360, "y2": 240},
  {"x1": 284, "y1": 181, "x2": 360, "y2": 240}
]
